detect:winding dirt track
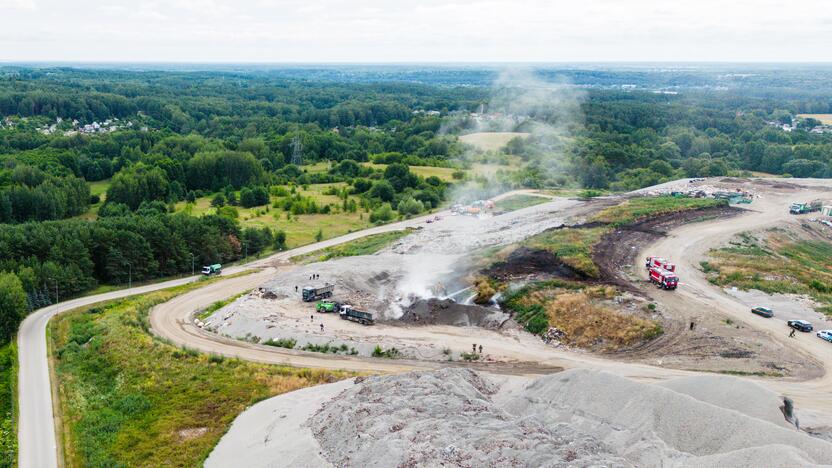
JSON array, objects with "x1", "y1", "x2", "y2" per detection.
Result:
[{"x1": 150, "y1": 180, "x2": 832, "y2": 416}]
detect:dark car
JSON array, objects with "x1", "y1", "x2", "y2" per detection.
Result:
[
  {"x1": 787, "y1": 320, "x2": 813, "y2": 332},
  {"x1": 751, "y1": 306, "x2": 774, "y2": 318}
]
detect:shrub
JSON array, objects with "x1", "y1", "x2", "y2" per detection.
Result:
[{"x1": 369, "y1": 203, "x2": 394, "y2": 224}]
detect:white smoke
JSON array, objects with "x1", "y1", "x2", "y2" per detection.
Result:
[{"x1": 448, "y1": 67, "x2": 586, "y2": 202}]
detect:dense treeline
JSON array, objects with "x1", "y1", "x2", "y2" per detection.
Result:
[
  {"x1": 0, "y1": 165, "x2": 89, "y2": 222},
  {"x1": 0, "y1": 211, "x2": 275, "y2": 313}
]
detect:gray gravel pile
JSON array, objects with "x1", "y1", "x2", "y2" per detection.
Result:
[
  {"x1": 308, "y1": 368, "x2": 629, "y2": 467},
  {"x1": 309, "y1": 369, "x2": 832, "y2": 468}
]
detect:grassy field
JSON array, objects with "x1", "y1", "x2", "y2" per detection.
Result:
[
  {"x1": 704, "y1": 230, "x2": 832, "y2": 315},
  {"x1": 797, "y1": 114, "x2": 832, "y2": 125},
  {"x1": 494, "y1": 194, "x2": 549, "y2": 212},
  {"x1": 362, "y1": 163, "x2": 459, "y2": 182},
  {"x1": 174, "y1": 183, "x2": 376, "y2": 248},
  {"x1": 501, "y1": 281, "x2": 661, "y2": 349},
  {"x1": 523, "y1": 227, "x2": 607, "y2": 278},
  {"x1": 50, "y1": 284, "x2": 353, "y2": 467},
  {"x1": 291, "y1": 230, "x2": 412, "y2": 264},
  {"x1": 0, "y1": 342, "x2": 16, "y2": 467},
  {"x1": 592, "y1": 196, "x2": 724, "y2": 226},
  {"x1": 458, "y1": 132, "x2": 530, "y2": 152}
]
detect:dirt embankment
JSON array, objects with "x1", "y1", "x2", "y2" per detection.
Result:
[
  {"x1": 482, "y1": 246, "x2": 586, "y2": 282},
  {"x1": 593, "y1": 204, "x2": 742, "y2": 289}
]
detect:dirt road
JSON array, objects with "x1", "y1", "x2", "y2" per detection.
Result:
[
  {"x1": 151, "y1": 179, "x2": 832, "y2": 417},
  {"x1": 641, "y1": 181, "x2": 832, "y2": 412}
]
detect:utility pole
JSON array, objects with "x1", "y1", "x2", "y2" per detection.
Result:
[
  {"x1": 127, "y1": 261, "x2": 132, "y2": 289},
  {"x1": 290, "y1": 135, "x2": 303, "y2": 166},
  {"x1": 190, "y1": 253, "x2": 195, "y2": 276}
]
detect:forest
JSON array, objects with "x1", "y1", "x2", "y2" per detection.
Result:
[{"x1": 1, "y1": 65, "x2": 832, "y2": 340}]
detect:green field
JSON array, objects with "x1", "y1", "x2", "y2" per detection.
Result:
[
  {"x1": 291, "y1": 230, "x2": 412, "y2": 264},
  {"x1": 173, "y1": 183, "x2": 376, "y2": 248},
  {"x1": 362, "y1": 163, "x2": 459, "y2": 182},
  {"x1": 458, "y1": 132, "x2": 530, "y2": 152},
  {"x1": 50, "y1": 282, "x2": 353, "y2": 467},
  {"x1": 494, "y1": 194, "x2": 549, "y2": 212}
]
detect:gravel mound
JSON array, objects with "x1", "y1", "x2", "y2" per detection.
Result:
[
  {"x1": 659, "y1": 374, "x2": 788, "y2": 427},
  {"x1": 308, "y1": 368, "x2": 629, "y2": 467},
  {"x1": 306, "y1": 369, "x2": 832, "y2": 467}
]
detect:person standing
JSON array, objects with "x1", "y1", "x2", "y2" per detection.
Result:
[{"x1": 789, "y1": 328, "x2": 796, "y2": 338}]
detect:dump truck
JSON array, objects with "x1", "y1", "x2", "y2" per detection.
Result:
[
  {"x1": 339, "y1": 305, "x2": 374, "y2": 325},
  {"x1": 302, "y1": 284, "x2": 334, "y2": 302},
  {"x1": 790, "y1": 200, "x2": 822, "y2": 215},
  {"x1": 201, "y1": 264, "x2": 222, "y2": 276},
  {"x1": 649, "y1": 267, "x2": 678, "y2": 290},
  {"x1": 316, "y1": 300, "x2": 340, "y2": 313}
]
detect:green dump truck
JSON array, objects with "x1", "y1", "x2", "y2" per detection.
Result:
[
  {"x1": 201, "y1": 264, "x2": 222, "y2": 276},
  {"x1": 790, "y1": 200, "x2": 822, "y2": 215},
  {"x1": 302, "y1": 284, "x2": 334, "y2": 302}
]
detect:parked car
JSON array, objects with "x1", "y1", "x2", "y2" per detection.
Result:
[
  {"x1": 787, "y1": 320, "x2": 813, "y2": 332},
  {"x1": 751, "y1": 306, "x2": 774, "y2": 318},
  {"x1": 817, "y1": 330, "x2": 832, "y2": 343}
]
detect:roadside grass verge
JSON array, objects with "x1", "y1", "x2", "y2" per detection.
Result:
[
  {"x1": 704, "y1": 231, "x2": 832, "y2": 315},
  {"x1": 493, "y1": 194, "x2": 549, "y2": 212},
  {"x1": 0, "y1": 341, "x2": 17, "y2": 467},
  {"x1": 592, "y1": 196, "x2": 725, "y2": 226},
  {"x1": 49, "y1": 285, "x2": 353, "y2": 467},
  {"x1": 502, "y1": 282, "x2": 662, "y2": 350},
  {"x1": 196, "y1": 289, "x2": 252, "y2": 321},
  {"x1": 291, "y1": 230, "x2": 412, "y2": 264}
]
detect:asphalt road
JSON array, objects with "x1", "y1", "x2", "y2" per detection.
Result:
[{"x1": 16, "y1": 191, "x2": 538, "y2": 468}]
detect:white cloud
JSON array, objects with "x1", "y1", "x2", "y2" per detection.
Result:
[{"x1": 0, "y1": 0, "x2": 830, "y2": 62}]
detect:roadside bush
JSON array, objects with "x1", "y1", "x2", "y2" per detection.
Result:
[
  {"x1": 369, "y1": 203, "x2": 394, "y2": 224},
  {"x1": 396, "y1": 196, "x2": 424, "y2": 216},
  {"x1": 263, "y1": 338, "x2": 296, "y2": 349}
]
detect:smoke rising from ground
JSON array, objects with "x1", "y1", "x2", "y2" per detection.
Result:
[{"x1": 449, "y1": 68, "x2": 586, "y2": 203}]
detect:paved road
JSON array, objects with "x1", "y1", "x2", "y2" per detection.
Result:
[{"x1": 17, "y1": 191, "x2": 537, "y2": 468}]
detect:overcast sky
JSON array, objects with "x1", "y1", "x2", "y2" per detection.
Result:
[{"x1": 1, "y1": 0, "x2": 831, "y2": 63}]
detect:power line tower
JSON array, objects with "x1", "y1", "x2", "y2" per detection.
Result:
[{"x1": 290, "y1": 135, "x2": 303, "y2": 166}]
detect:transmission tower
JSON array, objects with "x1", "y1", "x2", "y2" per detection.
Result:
[{"x1": 290, "y1": 135, "x2": 303, "y2": 166}]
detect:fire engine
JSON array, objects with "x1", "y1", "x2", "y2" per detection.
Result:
[
  {"x1": 649, "y1": 267, "x2": 678, "y2": 290},
  {"x1": 646, "y1": 255, "x2": 675, "y2": 272}
]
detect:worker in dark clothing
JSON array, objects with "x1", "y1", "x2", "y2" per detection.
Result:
[
  {"x1": 320, "y1": 323, "x2": 324, "y2": 332},
  {"x1": 472, "y1": 343, "x2": 477, "y2": 353},
  {"x1": 478, "y1": 345, "x2": 483, "y2": 354},
  {"x1": 311, "y1": 315, "x2": 314, "y2": 321},
  {"x1": 689, "y1": 321, "x2": 695, "y2": 331},
  {"x1": 789, "y1": 328, "x2": 796, "y2": 338},
  {"x1": 295, "y1": 285, "x2": 298, "y2": 292}
]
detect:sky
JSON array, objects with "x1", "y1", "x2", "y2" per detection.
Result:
[{"x1": 1, "y1": 0, "x2": 831, "y2": 63}]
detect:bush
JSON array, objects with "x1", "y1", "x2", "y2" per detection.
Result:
[
  {"x1": 273, "y1": 230, "x2": 287, "y2": 250},
  {"x1": 263, "y1": 338, "x2": 296, "y2": 349},
  {"x1": 372, "y1": 345, "x2": 400, "y2": 359},
  {"x1": 396, "y1": 196, "x2": 424, "y2": 216},
  {"x1": 369, "y1": 203, "x2": 395, "y2": 224},
  {"x1": 526, "y1": 315, "x2": 549, "y2": 335}
]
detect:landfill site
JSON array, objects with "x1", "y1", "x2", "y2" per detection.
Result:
[{"x1": 162, "y1": 177, "x2": 832, "y2": 466}]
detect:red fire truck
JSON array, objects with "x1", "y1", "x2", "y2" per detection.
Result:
[
  {"x1": 649, "y1": 267, "x2": 678, "y2": 290},
  {"x1": 646, "y1": 255, "x2": 675, "y2": 272}
]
